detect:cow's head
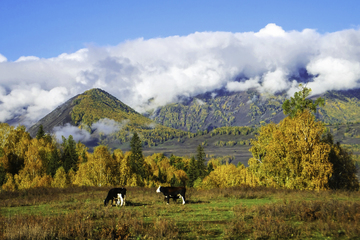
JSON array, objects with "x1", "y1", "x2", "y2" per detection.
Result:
[
  {"x1": 156, "y1": 185, "x2": 161, "y2": 193},
  {"x1": 104, "y1": 199, "x2": 108, "y2": 206}
]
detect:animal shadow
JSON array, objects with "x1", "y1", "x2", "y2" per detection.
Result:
[
  {"x1": 186, "y1": 200, "x2": 210, "y2": 204},
  {"x1": 123, "y1": 201, "x2": 149, "y2": 207}
]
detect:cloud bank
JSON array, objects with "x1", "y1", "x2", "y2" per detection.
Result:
[{"x1": 1, "y1": 23, "x2": 360, "y2": 126}]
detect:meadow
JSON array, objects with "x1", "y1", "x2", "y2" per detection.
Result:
[{"x1": 1, "y1": 186, "x2": 360, "y2": 239}]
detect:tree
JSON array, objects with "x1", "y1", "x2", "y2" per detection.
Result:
[
  {"x1": 61, "y1": 135, "x2": 79, "y2": 173},
  {"x1": 249, "y1": 85, "x2": 359, "y2": 191},
  {"x1": 322, "y1": 132, "x2": 359, "y2": 190},
  {"x1": 36, "y1": 125, "x2": 45, "y2": 140},
  {"x1": 129, "y1": 132, "x2": 145, "y2": 179},
  {"x1": 187, "y1": 156, "x2": 197, "y2": 187},
  {"x1": 207, "y1": 162, "x2": 214, "y2": 175},
  {"x1": 52, "y1": 167, "x2": 68, "y2": 188},
  {"x1": 196, "y1": 144, "x2": 207, "y2": 178},
  {"x1": 282, "y1": 84, "x2": 325, "y2": 118},
  {"x1": 249, "y1": 110, "x2": 333, "y2": 190},
  {"x1": 0, "y1": 163, "x2": 6, "y2": 186},
  {"x1": 3, "y1": 125, "x2": 31, "y2": 175},
  {"x1": 47, "y1": 148, "x2": 61, "y2": 177}
]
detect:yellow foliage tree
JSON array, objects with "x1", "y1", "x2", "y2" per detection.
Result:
[
  {"x1": 1, "y1": 173, "x2": 16, "y2": 191},
  {"x1": 249, "y1": 110, "x2": 333, "y2": 190},
  {"x1": 117, "y1": 151, "x2": 132, "y2": 186},
  {"x1": 1, "y1": 125, "x2": 31, "y2": 175},
  {"x1": 52, "y1": 167, "x2": 68, "y2": 188},
  {"x1": 80, "y1": 145, "x2": 117, "y2": 187},
  {"x1": 14, "y1": 138, "x2": 54, "y2": 189},
  {"x1": 202, "y1": 164, "x2": 247, "y2": 189}
]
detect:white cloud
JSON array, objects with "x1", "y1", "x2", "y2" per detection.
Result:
[
  {"x1": 91, "y1": 118, "x2": 127, "y2": 135},
  {"x1": 0, "y1": 54, "x2": 7, "y2": 63},
  {"x1": 15, "y1": 56, "x2": 40, "y2": 62},
  {"x1": 255, "y1": 23, "x2": 286, "y2": 37},
  {"x1": 53, "y1": 123, "x2": 91, "y2": 143},
  {"x1": 306, "y1": 57, "x2": 360, "y2": 95},
  {"x1": 1, "y1": 24, "x2": 360, "y2": 126},
  {"x1": 226, "y1": 77, "x2": 261, "y2": 92}
]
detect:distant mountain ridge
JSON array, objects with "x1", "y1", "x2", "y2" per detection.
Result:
[
  {"x1": 23, "y1": 87, "x2": 360, "y2": 154},
  {"x1": 148, "y1": 88, "x2": 360, "y2": 133}
]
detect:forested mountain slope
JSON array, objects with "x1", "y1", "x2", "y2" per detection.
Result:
[
  {"x1": 28, "y1": 88, "x2": 187, "y2": 147},
  {"x1": 149, "y1": 89, "x2": 360, "y2": 132}
]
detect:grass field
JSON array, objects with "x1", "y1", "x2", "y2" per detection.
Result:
[{"x1": 1, "y1": 186, "x2": 360, "y2": 239}]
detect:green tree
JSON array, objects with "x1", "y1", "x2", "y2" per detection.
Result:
[
  {"x1": 61, "y1": 135, "x2": 79, "y2": 173},
  {"x1": 36, "y1": 125, "x2": 45, "y2": 140},
  {"x1": 129, "y1": 132, "x2": 145, "y2": 179},
  {"x1": 0, "y1": 163, "x2": 6, "y2": 186},
  {"x1": 282, "y1": 84, "x2": 325, "y2": 118},
  {"x1": 322, "y1": 133, "x2": 359, "y2": 190},
  {"x1": 47, "y1": 148, "x2": 61, "y2": 177},
  {"x1": 196, "y1": 144, "x2": 207, "y2": 178},
  {"x1": 187, "y1": 156, "x2": 197, "y2": 187},
  {"x1": 207, "y1": 162, "x2": 214, "y2": 176}
]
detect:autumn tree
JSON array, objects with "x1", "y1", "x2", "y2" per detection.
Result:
[
  {"x1": 249, "y1": 86, "x2": 359, "y2": 190},
  {"x1": 249, "y1": 110, "x2": 333, "y2": 190},
  {"x1": 1, "y1": 125, "x2": 31, "y2": 175},
  {"x1": 14, "y1": 138, "x2": 53, "y2": 189},
  {"x1": 52, "y1": 166, "x2": 69, "y2": 188}
]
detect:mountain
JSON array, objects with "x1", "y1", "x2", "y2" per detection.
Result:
[
  {"x1": 148, "y1": 88, "x2": 360, "y2": 133},
  {"x1": 28, "y1": 88, "x2": 187, "y2": 149}
]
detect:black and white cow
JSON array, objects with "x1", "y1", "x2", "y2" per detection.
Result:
[
  {"x1": 104, "y1": 188, "x2": 126, "y2": 206},
  {"x1": 156, "y1": 186, "x2": 186, "y2": 205}
]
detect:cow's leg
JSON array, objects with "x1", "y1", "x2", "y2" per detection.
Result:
[
  {"x1": 165, "y1": 196, "x2": 169, "y2": 205},
  {"x1": 117, "y1": 193, "x2": 124, "y2": 206},
  {"x1": 178, "y1": 194, "x2": 185, "y2": 205}
]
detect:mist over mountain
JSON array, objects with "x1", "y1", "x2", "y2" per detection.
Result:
[{"x1": 1, "y1": 24, "x2": 360, "y2": 127}]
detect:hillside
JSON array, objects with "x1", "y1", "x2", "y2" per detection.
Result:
[
  {"x1": 28, "y1": 88, "x2": 187, "y2": 147},
  {"x1": 149, "y1": 88, "x2": 360, "y2": 133}
]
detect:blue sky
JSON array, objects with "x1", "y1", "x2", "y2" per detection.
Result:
[
  {"x1": 1, "y1": 0, "x2": 359, "y2": 61},
  {"x1": 1, "y1": 0, "x2": 360, "y2": 136}
]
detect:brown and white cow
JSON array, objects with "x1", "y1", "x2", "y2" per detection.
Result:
[{"x1": 156, "y1": 185, "x2": 186, "y2": 205}]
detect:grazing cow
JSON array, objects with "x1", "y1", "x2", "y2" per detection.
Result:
[
  {"x1": 104, "y1": 188, "x2": 126, "y2": 206},
  {"x1": 156, "y1": 186, "x2": 186, "y2": 205}
]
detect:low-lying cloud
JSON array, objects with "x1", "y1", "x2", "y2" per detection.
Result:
[
  {"x1": 53, "y1": 123, "x2": 92, "y2": 143},
  {"x1": 53, "y1": 118, "x2": 129, "y2": 143},
  {"x1": 92, "y1": 118, "x2": 128, "y2": 135},
  {"x1": 1, "y1": 23, "x2": 360, "y2": 126}
]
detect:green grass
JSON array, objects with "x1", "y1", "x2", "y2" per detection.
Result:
[{"x1": 1, "y1": 186, "x2": 360, "y2": 239}]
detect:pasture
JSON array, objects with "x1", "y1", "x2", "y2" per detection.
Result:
[{"x1": 1, "y1": 186, "x2": 360, "y2": 239}]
